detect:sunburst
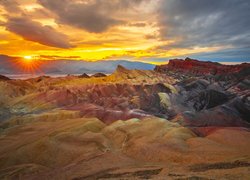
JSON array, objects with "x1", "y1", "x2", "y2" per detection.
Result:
[{"x1": 14, "y1": 56, "x2": 43, "y2": 74}]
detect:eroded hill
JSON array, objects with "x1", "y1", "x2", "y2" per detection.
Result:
[{"x1": 0, "y1": 62, "x2": 249, "y2": 179}]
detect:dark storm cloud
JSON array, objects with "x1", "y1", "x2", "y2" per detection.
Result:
[
  {"x1": 158, "y1": 0, "x2": 250, "y2": 51},
  {"x1": 38, "y1": 0, "x2": 146, "y2": 33},
  {"x1": 5, "y1": 17, "x2": 73, "y2": 48}
]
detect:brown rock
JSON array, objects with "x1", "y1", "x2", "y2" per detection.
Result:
[
  {"x1": 78, "y1": 73, "x2": 90, "y2": 78},
  {"x1": 91, "y1": 73, "x2": 107, "y2": 78}
]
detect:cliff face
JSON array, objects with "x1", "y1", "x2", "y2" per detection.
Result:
[{"x1": 155, "y1": 57, "x2": 250, "y2": 75}]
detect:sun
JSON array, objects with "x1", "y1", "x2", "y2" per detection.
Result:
[
  {"x1": 24, "y1": 55, "x2": 33, "y2": 61},
  {"x1": 15, "y1": 55, "x2": 43, "y2": 73}
]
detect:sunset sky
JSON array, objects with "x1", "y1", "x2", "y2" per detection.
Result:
[{"x1": 0, "y1": 0, "x2": 249, "y2": 64}]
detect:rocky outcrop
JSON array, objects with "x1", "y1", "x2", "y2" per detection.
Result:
[
  {"x1": 91, "y1": 73, "x2": 107, "y2": 77},
  {"x1": 155, "y1": 57, "x2": 250, "y2": 76},
  {"x1": 173, "y1": 77, "x2": 250, "y2": 127},
  {"x1": 78, "y1": 73, "x2": 90, "y2": 78},
  {"x1": 108, "y1": 65, "x2": 175, "y2": 84},
  {"x1": 154, "y1": 58, "x2": 250, "y2": 127}
]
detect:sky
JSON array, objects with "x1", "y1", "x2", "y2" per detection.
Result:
[{"x1": 0, "y1": 0, "x2": 249, "y2": 64}]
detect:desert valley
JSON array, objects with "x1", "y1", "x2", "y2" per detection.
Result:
[
  {"x1": 0, "y1": 58, "x2": 249, "y2": 179},
  {"x1": 1, "y1": 0, "x2": 250, "y2": 179}
]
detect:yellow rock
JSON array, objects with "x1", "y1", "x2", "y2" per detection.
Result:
[{"x1": 158, "y1": 92, "x2": 171, "y2": 109}]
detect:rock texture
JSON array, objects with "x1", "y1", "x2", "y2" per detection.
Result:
[
  {"x1": 155, "y1": 57, "x2": 250, "y2": 76},
  {"x1": 154, "y1": 58, "x2": 250, "y2": 128},
  {"x1": 0, "y1": 116, "x2": 249, "y2": 179},
  {"x1": 0, "y1": 63, "x2": 249, "y2": 179},
  {"x1": 0, "y1": 66, "x2": 175, "y2": 124}
]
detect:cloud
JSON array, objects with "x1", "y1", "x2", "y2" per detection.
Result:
[
  {"x1": 187, "y1": 47, "x2": 250, "y2": 62},
  {"x1": 157, "y1": 0, "x2": 250, "y2": 52},
  {"x1": 5, "y1": 17, "x2": 73, "y2": 48},
  {"x1": 38, "y1": 0, "x2": 146, "y2": 33},
  {"x1": 38, "y1": 55, "x2": 81, "y2": 60},
  {"x1": 0, "y1": 0, "x2": 22, "y2": 13},
  {"x1": 128, "y1": 22, "x2": 147, "y2": 27}
]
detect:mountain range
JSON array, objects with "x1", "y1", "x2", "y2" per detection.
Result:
[{"x1": 0, "y1": 54, "x2": 154, "y2": 74}]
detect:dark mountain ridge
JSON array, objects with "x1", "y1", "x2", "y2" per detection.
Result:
[{"x1": 0, "y1": 54, "x2": 154, "y2": 74}]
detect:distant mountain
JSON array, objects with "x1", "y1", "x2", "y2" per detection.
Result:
[{"x1": 0, "y1": 55, "x2": 154, "y2": 74}]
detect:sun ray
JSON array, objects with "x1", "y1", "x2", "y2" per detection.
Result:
[{"x1": 13, "y1": 56, "x2": 44, "y2": 74}]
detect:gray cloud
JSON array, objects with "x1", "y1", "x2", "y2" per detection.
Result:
[
  {"x1": 158, "y1": 0, "x2": 250, "y2": 54},
  {"x1": 38, "y1": 0, "x2": 146, "y2": 33},
  {"x1": 0, "y1": 0, "x2": 73, "y2": 48},
  {"x1": 5, "y1": 17, "x2": 73, "y2": 48},
  {"x1": 0, "y1": 0, "x2": 22, "y2": 12}
]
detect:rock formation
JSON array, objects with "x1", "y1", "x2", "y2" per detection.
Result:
[
  {"x1": 91, "y1": 72, "x2": 107, "y2": 77},
  {"x1": 153, "y1": 58, "x2": 250, "y2": 129},
  {"x1": 0, "y1": 63, "x2": 249, "y2": 179},
  {"x1": 78, "y1": 73, "x2": 90, "y2": 78},
  {"x1": 155, "y1": 57, "x2": 250, "y2": 76}
]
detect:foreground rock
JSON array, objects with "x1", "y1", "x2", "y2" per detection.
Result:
[{"x1": 0, "y1": 116, "x2": 249, "y2": 179}]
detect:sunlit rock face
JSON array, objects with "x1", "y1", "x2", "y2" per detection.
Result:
[
  {"x1": 155, "y1": 57, "x2": 250, "y2": 76},
  {"x1": 0, "y1": 63, "x2": 250, "y2": 179}
]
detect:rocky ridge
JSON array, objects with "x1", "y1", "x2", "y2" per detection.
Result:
[{"x1": 155, "y1": 57, "x2": 250, "y2": 76}]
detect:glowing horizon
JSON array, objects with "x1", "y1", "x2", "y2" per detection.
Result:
[{"x1": 0, "y1": 0, "x2": 249, "y2": 64}]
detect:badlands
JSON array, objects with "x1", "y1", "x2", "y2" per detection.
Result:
[{"x1": 0, "y1": 59, "x2": 249, "y2": 179}]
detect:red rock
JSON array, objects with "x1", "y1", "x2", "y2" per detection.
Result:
[{"x1": 155, "y1": 57, "x2": 250, "y2": 75}]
